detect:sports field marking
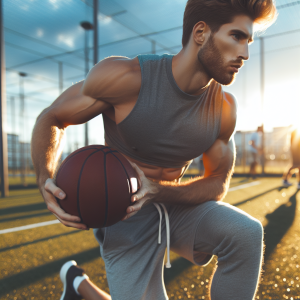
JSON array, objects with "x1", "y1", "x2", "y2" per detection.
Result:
[
  {"x1": 1, "y1": 181, "x2": 261, "y2": 235},
  {"x1": 228, "y1": 181, "x2": 260, "y2": 192},
  {"x1": 0, "y1": 219, "x2": 59, "y2": 235}
]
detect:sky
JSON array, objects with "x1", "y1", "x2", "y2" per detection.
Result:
[{"x1": 3, "y1": 0, "x2": 300, "y2": 150}]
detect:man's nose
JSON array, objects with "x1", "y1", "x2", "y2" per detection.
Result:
[{"x1": 239, "y1": 44, "x2": 249, "y2": 61}]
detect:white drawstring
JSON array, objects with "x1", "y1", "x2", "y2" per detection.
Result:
[
  {"x1": 153, "y1": 203, "x2": 171, "y2": 268},
  {"x1": 153, "y1": 203, "x2": 162, "y2": 244}
]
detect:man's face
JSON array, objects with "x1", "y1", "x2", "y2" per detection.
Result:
[{"x1": 198, "y1": 15, "x2": 254, "y2": 85}]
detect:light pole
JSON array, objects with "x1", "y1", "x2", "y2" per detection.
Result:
[
  {"x1": 259, "y1": 37, "x2": 265, "y2": 175},
  {"x1": 10, "y1": 96, "x2": 16, "y2": 176},
  {"x1": 80, "y1": 21, "x2": 93, "y2": 147},
  {"x1": 0, "y1": 0, "x2": 9, "y2": 197},
  {"x1": 19, "y1": 71, "x2": 27, "y2": 186},
  {"x1": 93, "y1": 0, "x2": 99, "y2": 65}
]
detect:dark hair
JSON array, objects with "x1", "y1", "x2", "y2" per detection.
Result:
[{"x1": 182, "y1": 0, "x2": 277, "y2": 47}]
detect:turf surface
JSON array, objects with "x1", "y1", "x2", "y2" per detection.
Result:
[{"x1": 0, "y1": 178, "x2": 299, "y2": 299}]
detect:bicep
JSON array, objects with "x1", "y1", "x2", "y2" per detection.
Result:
[
  {"x1": 202, "y1": 138, "x2": 235, "y2": 179},
  {"x1": 50, "y1": 81, "x2": 111, "y2": 127},
  {"x1": 203, "y1": 91, "x2": 237, "y2": 179}
]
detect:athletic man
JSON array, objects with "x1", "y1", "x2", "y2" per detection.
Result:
[
  {"x1": 31, "y1": 0, "x2": 277, "y2": 299},
  {"x1": 249, "y1": 126, "x2": 263, "y2": 179},
  {"x1": 282, "y1": 128, "x2": 300, "y2": 189}
]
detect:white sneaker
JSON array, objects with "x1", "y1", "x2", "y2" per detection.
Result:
[
  {"x1": 60, "y1": 261, "x2": 85, "y2": 300},
  {"x1": 282, "y1": 180, "x2": 293, "y2": 187}
]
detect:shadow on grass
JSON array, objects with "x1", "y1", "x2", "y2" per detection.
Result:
[
  {"x1": 0, "y1": 211, "x2": 52, "y2": 223},
  {"x1": 0, "y1": 247, "x2": 101, "y2": 297},
  {"x1": 164, "y1": 257, "x2": 193, "y2": 285},
  {"x1": 0, "y1": 230, "x2": 80, "y2": 253},
  {"x1": 1, "y1": 187, "x2": 297, "y2": 295},
  {"x1": 231, "y1": 178, "x2": 251, "y2": 186},
  {"x1": 233, "y1": 186, "x2": 283, "y2": 207},
  {"x1": 264, "y1": 191, "x2": 298, "y2": 259},
  {"x1": 0, "y1": 202, "x2": 47, "y2": 216}
]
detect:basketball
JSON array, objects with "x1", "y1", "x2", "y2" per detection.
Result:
[{"x1": 55, "y1": 145, "x2": 139, "y2": 228}]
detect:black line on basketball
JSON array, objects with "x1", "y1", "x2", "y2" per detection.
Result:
[
  {"x1": 56, "y1": 146, "x2": 107, "y2": 179},
  {"x1": 103, "y1": 152, "x2": 109, "y2": 227},
  {"x1": 77, "y1": 149, "x2": 102, "y2": 223},
  {"x1": 109, "y1": 152, "x2": 133, "y2": 195}
]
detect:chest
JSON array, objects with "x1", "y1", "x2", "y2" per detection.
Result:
[{"x1": 116, "y1": 94, "x2": 221, "y2": 162}]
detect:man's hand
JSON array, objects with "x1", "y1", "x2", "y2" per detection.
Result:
[
  {"x1": 42, "y1": 178, "x2": 89, "y2": 230},
  {"x1": 122, "y1": 163, "x2": 160, "y2": 220}
]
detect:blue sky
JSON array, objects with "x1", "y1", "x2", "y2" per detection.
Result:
[{"x1": 3, "y1": 0, "x2": 300, "y2": 150}]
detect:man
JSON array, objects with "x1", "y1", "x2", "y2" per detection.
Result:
[
  {"x1": 249, "y1": 126, "x2": 263, "y2": 179},
  {"x1": 282, "y1": 128, "x2": 300, "y2": 189},
  {"x1": 31, "y1": 0, "x2": 277, "y2": 299}
]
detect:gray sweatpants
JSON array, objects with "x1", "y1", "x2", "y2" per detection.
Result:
[{"x1": 94, "y1": 200, "x2": 263, "y2": 300}]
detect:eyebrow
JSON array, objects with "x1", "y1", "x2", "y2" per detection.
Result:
[{"x1": 231, "y1": 29, "x2": 254, "y2": 43}]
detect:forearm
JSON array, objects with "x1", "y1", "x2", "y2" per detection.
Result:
[
  {"x1": 154, "y1": 174, "x2": 230, "y2": 206},
  {"x1": 31, "y1": 109, "x2": 65, "y2": 188}
]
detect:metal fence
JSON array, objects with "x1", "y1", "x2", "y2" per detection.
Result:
[{"x1": 1, "y1": 0, "x2": 300, "y2": 188}]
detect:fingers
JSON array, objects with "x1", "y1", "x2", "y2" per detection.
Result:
[
  {"x1": 46, "y1": 200, "x2": 81, "y2": 223},
  {"x1": 45, "y1": 178, "x2": 66, "y2": 200},
  {"x1": 53, "y1": 212, "x2": 89, "y2": 230},
  {"x1": 127, "y1": 197, "x2": 150, "y2": 214},
  {"x1": 132, "y1": 188, "x2": 148, "y2": 202},
  {"x1": 122, "y1": 195, "x2": 151, "y2": 221},
  {"x1": 122, "y1": 211, "x2": 138, "y2": 221},
  {"x1": 42, "y1": 178, "x2": 84, "y2": 228}
]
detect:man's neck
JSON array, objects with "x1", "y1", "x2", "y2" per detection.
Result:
[{"x1": 172, "y1": 48, "x2": 212, "y2": 96}]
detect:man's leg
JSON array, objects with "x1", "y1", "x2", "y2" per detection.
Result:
[
  {"x1": 194, "y1": 202, "x2": 263, "y2": 299},
  {"x1": 60, "y1": 202, "x2": 168, "y2": 300},
  {"x1": 282, "y1": 165, "x2": 294, "y2": 181},
  {"x1": 249, "y1": 153, "x2": 258, "y2": 179},
  {"x1": 77, "y1": 279, "x2": 111, "y2": 300},
  {"x1": 169, "y1": 201, "x2": 263, "y2": 300},
  {"x1": 94, "y1": 204, "x2": 168, "y2": 300},
  {"x1": 59, "y1": 260, "x2": 110, "y2": 300}
]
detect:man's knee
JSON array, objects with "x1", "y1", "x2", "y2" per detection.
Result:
[
  {"x1": 212, "y1": 209, "x2": 263, "y2": 261},
  {"x1": 239, "y1": 217, "x2": 263, "y2": 247},
  {"x1": 228, "y1": 217, "x2": 263, "y2": 259}
]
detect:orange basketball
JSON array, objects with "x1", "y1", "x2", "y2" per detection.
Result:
[{"x1": 55, "y1": 145, "x2": 139, "y2": 228}]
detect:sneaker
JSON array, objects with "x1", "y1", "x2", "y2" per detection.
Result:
[
  {"x1": 60, "y1": 260, "x2": 85, "y2": 300},
  {"x1": 282, "y1": 180, "x2": 293, "y2": 187}
]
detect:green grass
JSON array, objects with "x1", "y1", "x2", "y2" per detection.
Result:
[{"x1": 0, "y1": 179, "x2": 300, "y2": 299}]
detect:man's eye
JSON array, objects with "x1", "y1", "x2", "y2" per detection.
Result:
[{"x1": 233, "y1": 34, "x2": 240, "y2": 40}]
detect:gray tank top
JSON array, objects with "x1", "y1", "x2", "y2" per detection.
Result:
[{"x1": 103, "y1": 54, "x2": 224, "y2": 169}]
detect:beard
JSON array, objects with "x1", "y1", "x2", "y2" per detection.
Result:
[{"x1": 197, "y1": 35, "x2": 238, "y2": 86}]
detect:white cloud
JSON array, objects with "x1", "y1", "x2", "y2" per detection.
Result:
[
  {"x1": 20, "y1": 5, "x2": 29, "y2": 11},
  {"x1": 98, "y1": 13, "x2": 112, "y2": 25},
  {"x1": 57, "y1": 34, "x2": 74, "y2": 48},
  {"x1": 49, "y1": 0, "x2": 59, "y2": 10},
  {"x1": 37, "y1": 28, "x2": 44, "y2": 37}
]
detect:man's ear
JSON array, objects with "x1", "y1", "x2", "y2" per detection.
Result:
[{"x1": 192, "y1": 21, "x2": 210, "y2": 46}]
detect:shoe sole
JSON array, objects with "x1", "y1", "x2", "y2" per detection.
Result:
[{"x1": 60, "y1": 260, "x2": 77, "y2": 300}]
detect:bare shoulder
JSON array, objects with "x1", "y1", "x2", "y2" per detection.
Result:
[
  {"x1": 82, "y1": 56, "x2": 141, "y2": 102},
  {"x1": 219, "y1": 92, "x2": 238, "y2": 141}
]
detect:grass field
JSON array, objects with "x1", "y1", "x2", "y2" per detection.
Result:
[{"x1": 1, "y1": 178, "x2": 300, "y2": 300}]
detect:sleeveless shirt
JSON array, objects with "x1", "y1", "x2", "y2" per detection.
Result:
[{"x1": 103, "y1": 54, "x2": 224, "y2": 169}]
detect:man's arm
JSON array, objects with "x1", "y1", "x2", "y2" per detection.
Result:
[
  {"x1": 31, "y1": 57, "x2": 141, "y2": 229},
  {"x1": 125, "y1": 92, "x2": 237, "y2": 218}
]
